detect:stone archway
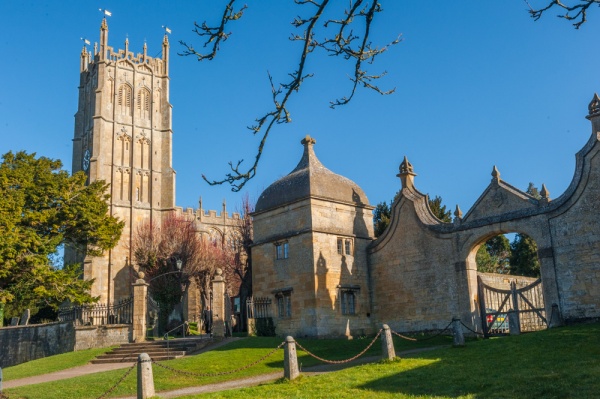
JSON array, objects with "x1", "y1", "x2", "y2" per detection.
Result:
[{"x1": 464, "y1": 231, "x2": 548, "y2": 335}]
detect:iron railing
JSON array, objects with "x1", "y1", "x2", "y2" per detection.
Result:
[
  {"x1": 58, "y1": 297, "x2": 134, "y2": 326},
  {"x1": 246, "y1": 297, "x2": 272, "y2": 319}
]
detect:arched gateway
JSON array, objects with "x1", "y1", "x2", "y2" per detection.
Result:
[
  {"x1": 369, "y1": 93, "x2": 600, "y2": 334},
  {"x1": 251, "y1": 94, "x2": 600, "y2": 337}
]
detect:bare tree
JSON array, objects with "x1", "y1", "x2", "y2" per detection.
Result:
[
  {"x1": 219, "y1": 194, "x2": 254, "y2": 331},
  {"x1": 527, "y1": 0, "x2": 600, "y2": 28},
  {"x1": 180, "y1": 1, "x2": 400, "y2": 191},
  {"x1": 132, "y1": 214, "x2": 223, "y2": 325}
]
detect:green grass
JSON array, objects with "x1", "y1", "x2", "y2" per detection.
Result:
[
  {"x1": 5, "y1": 323, "x2": 600, "y2": 399},
  {"x1": 3, "y1": 347, "x2": 114, "y2": 381}
]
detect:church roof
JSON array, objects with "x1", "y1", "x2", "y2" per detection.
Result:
[{"x1": 255, "y1": 135, "x2": 371, "y2": 213}]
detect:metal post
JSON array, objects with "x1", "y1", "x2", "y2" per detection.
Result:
[
  {"x1": 452, "y1": 318, "x2": 465, "y2": 347},
  {"x1": 284, "y1": 336, "x2": 300, "y2": 380},
  {"x1": 137, "y1": 353, "x2": 155, "y2": 399},
  {"x1": 0, "y1": 366, "x2": 3, "y2": 394},
  {"x1": 381, "y1": 324, "x2": 396, "y2": 360}
]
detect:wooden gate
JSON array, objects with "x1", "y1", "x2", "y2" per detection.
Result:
[{"x1": 477, "y1": 276, "x2": 547, "y2": 337}]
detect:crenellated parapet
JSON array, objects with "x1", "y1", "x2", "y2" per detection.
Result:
[
  {"x1": 80, "y1": 18, "x2": 168, "y2": 76},
  {"x1": 173, "y1": 200, "x2": 242, "y2": 244}
]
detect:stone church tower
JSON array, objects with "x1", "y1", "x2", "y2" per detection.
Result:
[{"x1": 67, "y1": 18, "x2": 175, "y2": 303}]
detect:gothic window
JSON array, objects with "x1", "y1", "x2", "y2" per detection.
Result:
[
  {"x1": 142, "y1": 172, "x2": 149, "y2": 203},
  {"x1": 118, "y1": 84, "x2": 132, "y2": 116},
  {"x1": 137, "y1": 88, "x2": 150, "y2": 119},
  {"x1": 140, "y1": 140, "x2": 147, "y2": 169},
  {"x1": 119, "y1": 168, "x2": 131, "y2": 201},
  {"x1": 227, "y1": 231, "x2": 243, "y2": 253},
  {"x1": 275, "y1": 241, "x2": 289, "y2": 260},
  {"x1": 124, "y1": 137, "x2": 131, "y2": 167},
  {"x1": 107, "y1": 78, "x2": 114, "y2": 104},
  {"x1": 208, "y1": 228, "x2": 223, "y2": 245},
  {"x1": 115, "y1": 168, "x2": 123, "y2": 200}
]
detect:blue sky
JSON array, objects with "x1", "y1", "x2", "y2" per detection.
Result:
[{"x1": 1, "y1": 1, "x2": 599, "y2": 220}]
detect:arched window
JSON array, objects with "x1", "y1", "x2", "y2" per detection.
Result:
[
  {"x1": 118, "y1": 84, "x2": 132, "y2": 116},
  {"x1": 137, "y1": 88, "x2": 150, "y2": 119}
]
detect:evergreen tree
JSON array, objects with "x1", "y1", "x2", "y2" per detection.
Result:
[
  {"x1": 507, "y1": 183, "x2": 541, "y2": 277},
  {"x1": 373, "y1": 192, "x2": 451, "y2": 237},
  {"x1": 428, "y1": 195, "x2": 452, "y2": 222},
  {"x1": 0, "y1": 151, "x2": 123, "y2": 319},
  {"x1": 476, "y1": 235, "x2": 511, "y2": 274},
  {"x1": 510, "y1": 234, "x2": 540, "y2": 277},
  {"x1": 373, "y1": 201, "x2": 391, "y2": 238}
]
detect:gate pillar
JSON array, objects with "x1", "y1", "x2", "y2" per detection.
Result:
[
  {"x1": 212, "y1": 268, "x2": 226, "y2": 338},
  {"x1": 132, "y1": 273, "x2": 149, "y2": 342}
]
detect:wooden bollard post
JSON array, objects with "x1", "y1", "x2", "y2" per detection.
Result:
[
  {"x1": 452, "y1": 318, "x2": 465, "y2": 347},
  {"x1": 284, "y1": 336, "x2": 300, "y2": 380},
  {"x1": 381, "y1": 324, "x2": 396, "y2": 360},
  {"x1": 137, "y1": 353, "x2": 155, "y2": 399}
]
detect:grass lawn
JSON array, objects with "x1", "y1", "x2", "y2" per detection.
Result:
[
  {"x1": 5, "y1": 323, "x2": 600, "y2": 398},
  {"x1": 3, "y1": 347, "x2": 114, "y2": 381}
]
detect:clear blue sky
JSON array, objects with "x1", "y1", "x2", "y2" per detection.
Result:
[{"x1": 1, "y1": 1, "x2": 599, "y2": 219}]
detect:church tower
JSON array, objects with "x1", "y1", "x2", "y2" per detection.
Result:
[{"x1": 67, "y1": 18, "x2": 175, "y2": 303}]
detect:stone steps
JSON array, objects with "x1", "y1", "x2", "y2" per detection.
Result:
[{"x1": 91, "y1": 336, "x2": 212, "y2": 364}]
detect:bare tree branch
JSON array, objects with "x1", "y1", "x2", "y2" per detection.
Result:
[
  {"x1": 527, "y1": 0, "x2": 600, "y2": 28},
  {"x1": 179, "y1": 0, "x2": 247, "y2": 60},
  {"x1": 186, "y1": 1, "x2": 399, "y2": 191}
]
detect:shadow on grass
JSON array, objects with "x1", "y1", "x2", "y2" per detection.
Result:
[{"x1": 359, "y1": 324, "x2": 600, "y2": 399}]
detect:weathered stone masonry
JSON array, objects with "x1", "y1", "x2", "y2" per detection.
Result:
[{"x1": 253, "y1": 94, "x2": 600, "y2": 337}]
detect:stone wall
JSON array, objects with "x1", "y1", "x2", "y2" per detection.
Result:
[
  {"x1": 0, "y1": 322, "x2": 132, "y2": 368},
  {"x1": 367, "y1": 101, "x2": 600, "y2": 332},
  {"x1": 74, "y1": 324, "x2": 131, "y2": 351},
  {"x1": 0, "y1": 322, "x2": 74, "y2": 368},
  {"x1": 478, "y1": 273, "x2": 538, "y2": 290}
]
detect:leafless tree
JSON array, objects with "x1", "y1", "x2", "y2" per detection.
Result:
[
  {"x1": 180, "y1": 1, "x2": 400, "y2": 191},
  {"x1": 132, "y1": 213, "x2": 223, "y2": 323},
  {"x1": 527, "y1": 0, "x2": 600, "y2": 28},
  {"x1": 219, "y1": 194, "x2": 254, "y2": 330}
]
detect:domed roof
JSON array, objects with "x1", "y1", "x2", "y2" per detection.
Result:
[{"x1": 255, "y1": 135, "x2": 370, "y2": 213}]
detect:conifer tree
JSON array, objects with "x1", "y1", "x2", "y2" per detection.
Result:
[{"x1": 0, "y1": 151, "x2": 123, "y2": 319}]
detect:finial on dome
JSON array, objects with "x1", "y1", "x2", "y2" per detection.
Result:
[
  {"x1": 399, "y1": 156, "x2": 415, "y2": 175},
  {"x1": 491, "y1": 165, "x2": 501, "y2": 183},
  {"x1": 397, "y1": 156, "x2": 417, "y2": 189},
  {"x1": 301, "y1": 135, "x2": 316, "y2": 146}
]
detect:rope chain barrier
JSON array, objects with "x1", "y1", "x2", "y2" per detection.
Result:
[
  {"x1": 152, "y1": 341, "x2": 285, "y2": 377},
  {"x1": 460, "y1": 320, "x2": 485, "y2": 336},
  {"x1": 96, "y1": 361, "x2": 137, "y2": 399},
  {"x1": 293, "y1": 329, "x2": 382, "y2": 365},
  {"x1": 391, "y1": 319, "x2": 454, "y2": 342}
]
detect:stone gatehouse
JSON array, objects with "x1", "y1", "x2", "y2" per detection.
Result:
[{"x1": 252, "y1": 94, "x2": 600, "y2": 337}]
